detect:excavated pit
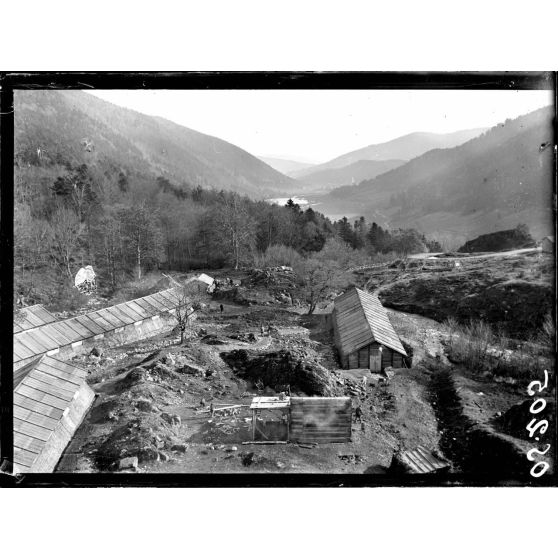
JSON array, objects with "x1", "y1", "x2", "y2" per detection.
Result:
[{"x1": 220, "y1": 348, "x2": 336, "y2": 396}]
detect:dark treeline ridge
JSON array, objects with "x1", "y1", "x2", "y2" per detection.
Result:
[{"x1": 14, "y1": 155, "x2": 441, "y2": 309}]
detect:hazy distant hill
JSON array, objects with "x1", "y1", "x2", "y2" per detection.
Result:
[
  {"x1": 259, "y1": 156, "x2": 314, "y2": 175},
  {"x1": 291, "y1": 128, "x2": 487, "y2": 179},
  {"x1": 326, "y1": 107, "x2": 554, "y2": 246},
  {"x1": 296, "y1": 158, "x2": 405, "y2": 189},
  {"x1": 15, "y1": 90, "x2": 296, "y2": 197}
]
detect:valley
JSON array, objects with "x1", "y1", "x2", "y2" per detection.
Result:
[{"x1": 9, "y1": 87, "x2": 555, "y2": 483}]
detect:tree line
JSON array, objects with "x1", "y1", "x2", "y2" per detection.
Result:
[
  {"x1": 14, "y1": 161, "x2": 441, "y2": 309},
  {"x1": 334, "y1": 216, "x2": 442, "y2": 254}
]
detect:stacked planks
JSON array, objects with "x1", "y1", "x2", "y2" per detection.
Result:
[{"x1": 289, "y1": 397, "x2": 352, "y2": 443}]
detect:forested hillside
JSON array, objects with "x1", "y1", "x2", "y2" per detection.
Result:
[
  {"x1": 328, "y1": 107, "x2": 554, "y2": 247},
  {"x1": 14, "y1": 92, "x2": 446, "y2": 308},
  {"x1": 15, "y1": 90, "x2": 295, "y2": 197}
]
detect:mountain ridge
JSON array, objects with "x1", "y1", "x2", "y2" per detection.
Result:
[
  {"x1": 259, "y1": 156, "x2": 314, "y2": 175},
  {"x1": 323, "y1": 106, "x2": 554, "y2": 246},
  {"x1": 291, "y1": 128, "x2": 488, "y2": 179},
  {"x1": 296, "y1": 158, "x2": 406, "y2": 189},
  {"x1": 15, "y1": 90, "x2": 296, "y2": 198}
]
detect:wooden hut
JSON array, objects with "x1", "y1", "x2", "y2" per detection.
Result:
[
  {"x1": 289, "y1": 397, "x2": 352, "y2": 443},
  {"x1": 194, "y1": 273, "x2": 215, "y2": 293},
  {"x1": 332, "y1": 287, "x2": 407, "y2": 371}
]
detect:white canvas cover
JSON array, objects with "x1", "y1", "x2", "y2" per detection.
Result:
[
  {"x1": 74, "y1": 265, "x2": 96, "y2": 287},
  {"x1": 197, "y1": 273, "x2": 214, "y2": 286}
]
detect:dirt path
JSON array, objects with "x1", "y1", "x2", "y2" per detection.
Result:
[
  {"x1": 408, "y1": 247, "x2": 540, "y2": 260},
  {"x1": 387, "y1": 308, "x2": 448, "y2": 364}
]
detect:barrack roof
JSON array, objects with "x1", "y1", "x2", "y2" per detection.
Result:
[
  {"x1": 14, "y1": 287, "x2": 183, "y2": 368},
  {"x1": 333, "y1": 287, "x2": 407, "y2": 357},
  {"x1": 13, "y1": 304, "x2": 57, "y2": 333},
  {"x1": 13, "y1": 355, "x2": 93, "y2": 473}
]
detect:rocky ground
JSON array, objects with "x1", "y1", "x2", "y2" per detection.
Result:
[{"x1": 55, "y1": 260, "x2": 555, "y2": 477}]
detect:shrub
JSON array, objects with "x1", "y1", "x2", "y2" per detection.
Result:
[
  {"x1": 48, "y1": 284, "x2": 89, "y2": 313},
  {"x1": 444, "y1": 318, "x2": 493, "y2": 371},
  {"x1": 443, "y1": 317, "x2": 553, "y2": 380},
  {"x1": 254, "y1": 244, "x2": 303, "y2": 268}
]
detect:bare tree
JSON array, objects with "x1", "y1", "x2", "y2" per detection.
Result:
[
  {"x1": 119, "y1": 204, "x2": 164, "y2": 280},
  {"x1": 294, "y1": 257, "x2": 348, "y2": 314},
  {"x1": 216, "y1": 194, "x2": 256, "y2": 270},
  {"x1": 174, "y1": 285, "x2": 203, "y2": 344},
  {"x1": 46, "y1": 206, "x2": 84, "y2": 281}
]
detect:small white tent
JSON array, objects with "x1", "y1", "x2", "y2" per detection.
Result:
[{"x1": 74, "y1": 266, "x2": 96, "y2": 293}]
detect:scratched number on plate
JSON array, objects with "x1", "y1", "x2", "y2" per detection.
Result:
[{"x1": 526, "y1": 370, "x2": 551, "y2": 478}]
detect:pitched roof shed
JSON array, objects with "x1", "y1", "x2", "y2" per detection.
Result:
[{"x1": 333, "y1": 287, "x2": 407, "y2": 358}]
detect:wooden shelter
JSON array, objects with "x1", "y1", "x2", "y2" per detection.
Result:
[
  {"x1": 192, "y1": 273, "x2": 215, "y2": 293},
  {"x1": 248, "y1": 396, "x2": 352, "y2": 444},
  {"x1": 250, "y1": 396, "x2": 290, "y2": 441},
  {"x1": 389, "y1": 445, "x2": 450, "y2": 474},
  {"x1": 289, "y1": 397, "x2": 351, "y2": 443},
  {"x1": 13, "y1": 355, "x2": 95, "y2": 473},
  {"x1": 332, "y1": 287, "x2": 407, "y2": 371}
]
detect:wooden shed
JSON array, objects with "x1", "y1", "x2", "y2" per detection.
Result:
[
  {"x1": 332, "y1": 287, "x2": 407, "y2": 371},
  {"x1": 13, "y1": 355, "x2": 95, "y2": 473},
  {"x1": 192, "y1": 273, "x2": 215, "y2": 293},
  {"x1": 289, "y1": 397, "x2": 352, "y2": 443}
]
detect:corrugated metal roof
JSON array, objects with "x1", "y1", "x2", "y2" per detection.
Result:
[
  {"x1": 333, "y1": 287, "x2": 407, "y2": 357},
  {"x1": 13, "y1": 355, "x2": 92, "y2": 473},
  {"x1": 394, "y1": 446, "x2": 450, "y2": 474},
  {"x1": 13, "y1": 304, "x2": 57, "y2": 333},
  {"x1": 13, "y1": 287, "x2": 182, "y2": 367}
]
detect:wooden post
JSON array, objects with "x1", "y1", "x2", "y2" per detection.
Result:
[{"x1": 252, "y1": 409, "x2": 256, "y2": 441}]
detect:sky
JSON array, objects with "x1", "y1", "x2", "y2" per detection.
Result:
[{"x1": 89, "y1": 89, "x2": 553, "y2": 164}]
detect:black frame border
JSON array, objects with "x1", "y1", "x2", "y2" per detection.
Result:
[{"x1": 1, "y1": 71, "x2": 556, "y2": 488}]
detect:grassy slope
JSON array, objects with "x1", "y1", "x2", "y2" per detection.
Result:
[{"x1": 361, "y1": 252, "x2": 554, "y2": 339}]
